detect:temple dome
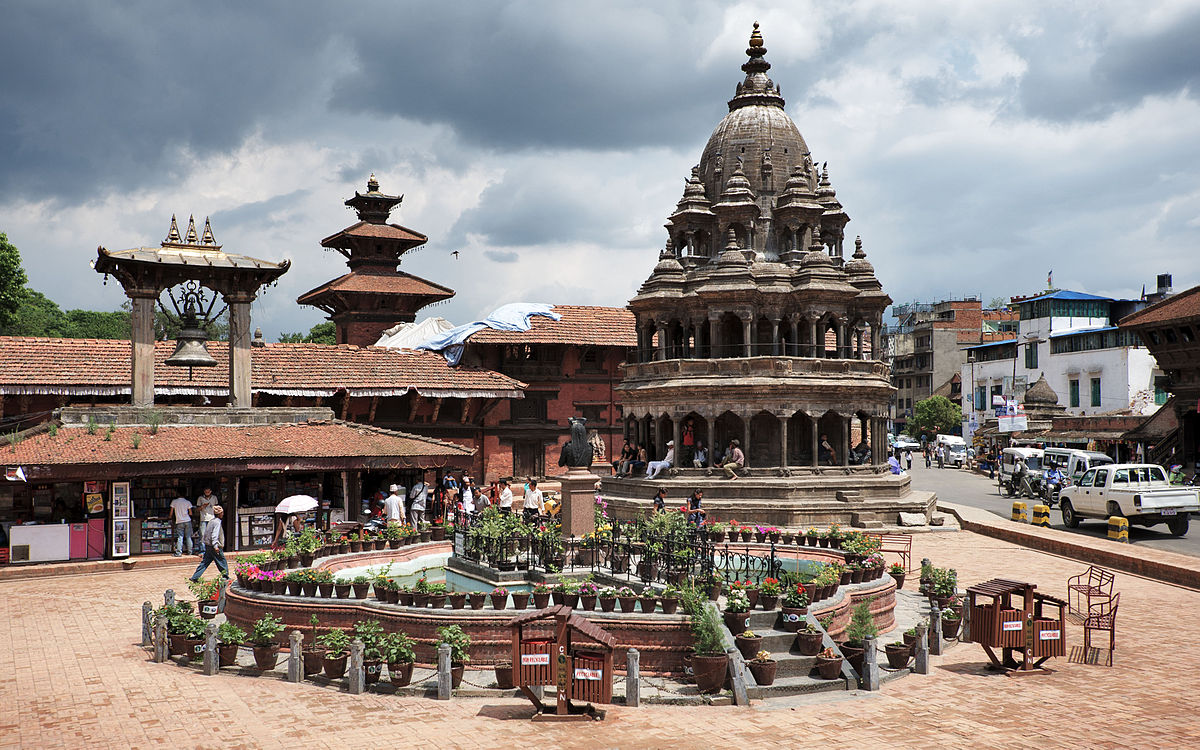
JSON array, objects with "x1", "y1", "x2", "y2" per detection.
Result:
[{"x1": 1024, "y1": 374, "x2": 1060, "y2": 406}]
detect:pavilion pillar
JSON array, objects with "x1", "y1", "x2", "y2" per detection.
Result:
[
  {"x1": 709, "y1": 316, "x2": 720, "y2": 358},
  {"x1": 771, "y1": 318, "x2": 780, "y2": 355},
  {"x1": 779, "y1": 417, "x2": 789, "y2": 467},
  {"x1": 842, "y1": 416, "x2": 851, "y2": 467},
  {"x1": 741, "y1": 316, "x2": 752, "y2": 358},
  {"x1": 810, "y1": 416, "x2": 819, "y2": 468},
  {"x1": 226, "y1": 292, "x2": 254, "y2": 408},
  {"x1": 742, "y1": 417, "x2": 752, "y2": 468},
  {"x1": 707, "y1": 418, "x2": 717, "y2": 467},
  {"x1": 655, "y1": 322, "x2": 667, "y2": 361},
  {"x1": 130, "y1": 292, "x2": 157, "y2": 407},
  {"x1": 673, "y1": 419, "x2": 682, "y2": 465},
  {"x1": 810, "y1": 320, "x2": 819, "y2": 358}
]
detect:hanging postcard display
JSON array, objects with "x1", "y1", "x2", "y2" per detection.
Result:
[{"x1": 112, "y1": 482, "x2": 131, "y2": 558}]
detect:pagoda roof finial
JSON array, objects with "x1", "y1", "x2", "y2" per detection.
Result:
[
  {"x1": 184, "y1": 215, "x2": 198, "y2": 244},
  {"x1": 200, "y1": 217, "x2": 218, "y2": 246},
  {"x1": 367, "y1": 173, "x2": 380, "y2": 193},
  {"x1": 164, "y1": 214, "x2": 181, "y2": 244}
]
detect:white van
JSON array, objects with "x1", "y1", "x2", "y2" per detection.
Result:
[
  {"x1": 998, "y1": 447, "x2": 1044, "y2": 497},
  {"x1": 1042, "y1": 448, "x2": 1113, "y2": 484}
]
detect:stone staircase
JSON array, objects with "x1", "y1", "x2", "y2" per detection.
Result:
[{"x1": 723, "y1": 605, "x2": 856, "y2": 697}]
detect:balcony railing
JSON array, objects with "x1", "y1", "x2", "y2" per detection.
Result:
[{"x1": 623, "y1": 355, "x2": 889, "y2": 382}]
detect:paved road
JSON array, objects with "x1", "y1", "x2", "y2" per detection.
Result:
[{"x1": 908, "y1": 458, "x2": 1200, "y2": 558}]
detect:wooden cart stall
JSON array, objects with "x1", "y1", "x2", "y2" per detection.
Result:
[
  {"x1": 508, "y1": 605, "x2": 616, "y2": 720},
  {"x1": 966, "y1": 578, "x2": 1066, "y2": 673}
]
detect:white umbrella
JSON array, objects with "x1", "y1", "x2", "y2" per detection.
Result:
[{"x1": 276, "y1": 495, "x2": 318, "y2": 515}]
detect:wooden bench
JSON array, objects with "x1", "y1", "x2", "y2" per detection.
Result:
[{"x1": 866, "y1": 533, "x2": 912, "y2": 572}]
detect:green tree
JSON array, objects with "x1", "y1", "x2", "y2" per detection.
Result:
[
  {"x1": 64, "y1": 309, "x2": 131, "y2": 339},
  {"x1": 906, "y1": 395, "x2": 962, "y2": 440},
  {"x1": 0, "y1": 288, "x2": 68, "y2": 336},
  {"x1": 279, "y1": 320, "x2": 336, "y2": 344},
  {"x1": 0, "y1": 233, "x2": 29, "y2": 329}
]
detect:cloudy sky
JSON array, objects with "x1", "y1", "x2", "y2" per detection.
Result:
[{"x1": 3, "y1": 1, "x2": 1199, "y2": 339}]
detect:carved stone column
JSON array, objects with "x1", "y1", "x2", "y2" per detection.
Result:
[
  {"x1": 842, "y1": 416, "x2": 851, "y2": 467},
  {"x1": 742, "y1": 417, "x2": 752, "y2": 468},
  {"x1": 707, "y1": 418, "x2": 717, "y2": 467},
  {"x1": 770, "y1": 318, "x2": 781, "y2": 355},
  {"x1": 741, "y1": 314, "x2": 753, "y2": 358},
  {"x1": 709, "y1": 316, "x2": 720, "y2": 359},
  {"x1": 655, "y1": 321, "x2": 667, "y2": 361},
  {"x1": 809, "y1": 319, "x2": 819, "y2": 358},
  {"x1": 810, "y1": 416, "x2": 819, "y2": 468},
  {"x1": 779, "y1": 416, "x2": 789, "y2": 467}
]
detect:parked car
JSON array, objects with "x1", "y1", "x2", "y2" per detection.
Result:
[
  {"x1": 998, "y1": 447, "x2": 1044, "y2": 497},
  {"x1": 1058, "y1": 463, "x2": 1200, "y2": 537},
  {"x1": 893, "y1": 436, "x2": 920, "y2": 452}
]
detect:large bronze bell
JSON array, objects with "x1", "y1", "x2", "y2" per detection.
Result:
[{"x1": 164, "y1": 309, "x2": 218, "y2": 370}]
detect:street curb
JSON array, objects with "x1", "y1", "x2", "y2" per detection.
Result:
[{"x1": 937, "y1": 501, "x2": 1200, "y2": 590}]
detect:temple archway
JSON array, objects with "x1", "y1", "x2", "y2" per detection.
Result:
[
  {"x1": 750, "y1": 411, "x2": 781, "y2": 466},
  {"x1": 714, "y1": 411, "x2": 745, "y2": 463},
  {"x1": 680, "y1": 412, "x2": 708, "y2": 467},
  {"x1": 788, "y1": 410, "x2": 816, "y2": 466},
  {"x1": 718, "y1": 312, "x2": 743, "y2": 358},
  {"x1": 817, "y1": 411, "x2": 846, "y2": 465}
]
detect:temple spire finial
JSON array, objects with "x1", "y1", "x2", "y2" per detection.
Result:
[
  {"x1": 200, "y1": 217, "x2": 217, "y2": 246},
  {"x1": 184, "y1": 215, "x2": 198, "y2": 244},
  {"x1": 367, "y1": 173, "x2": 379, "y2": 193},
  {"x1": 164, "y1": 214, "x2": 181, "y2": 244}
]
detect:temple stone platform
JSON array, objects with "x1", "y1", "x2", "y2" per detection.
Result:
[{"x1": 599, "y1": 466, "x2": 935, "y2": 527}]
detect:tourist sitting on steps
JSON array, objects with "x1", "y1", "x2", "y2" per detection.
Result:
[
  {"x1": 624, "y1": 443, "x2": 648, "y2": 477},
  {"x1": 645, "y1": 440, "x2": 675, "y2": 479},
  {"x1": 692, "y1": 441, "x2": 708, "y2": 468},
  {"x1": 722, "y1": 439, "x2": 745, "y2": 479}
]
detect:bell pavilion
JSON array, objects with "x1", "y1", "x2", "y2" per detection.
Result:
[{"x1": 601, "y1": 24, "x2": 935, "y2": 526}]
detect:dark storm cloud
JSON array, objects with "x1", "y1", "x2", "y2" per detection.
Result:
[
  {"x1": 1015, "y1": 7, "x2": 1200, "y2": 121},
  {"x1": 0, "y1": 1, "x2": 337, "y2": 203}
]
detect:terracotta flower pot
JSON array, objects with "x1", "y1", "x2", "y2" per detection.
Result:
[
  {"x1": 942, "y1": 616, "x2": 962, "y2": 640},
  {"x1": 532, "y1": 593, "x2": 551, "y2": 609},
  {"x1": 661, "y1": 597, "x2": 680, "y2": 614},
  {"x1": 419, "y1": 530, "x2": 432, "y2": 543},
  {"x1": 450, "y1": 662, "x2": 465, "y2": 689},
  {"x1": 389, "y1": 661, "x2": 414, "y2": 687},
  {"x1": 388, "y1": 539, "x2": 402, "y2": 549},
  {"x1": 468, "y1": 593, "x2": 486, "y2": 609},
  {"x1": 490, "y1": 593, "x2": 508, "y2": 610},
  {"x1": 352, "y1": 583, "x2": 371, "y2": 599},
  {"x1": 252, "y1": 644, "x2": 280, "y2": 671},
  {"x1": 579, "y1": 595, "x2": 597, "y2": 611},
  {"x1": 850, "y1": 568, "x2": 864, "y2": 584},
  {"x1": 427, "y1": 594, "x2": 447, "y2": 609},
  {"x1": 323, "y1": 653, "x2": 348, "y2": 679},
  {"x1": 350, "y1": 541, "x2": 363, "y2": 553},
  {"x1": 399, "y1": 591, "x2": 415, "y2": 606},
  {"x1": 449, "y1": 592, "x2": 467, "y2": 610},
  {"x1": 794, "y1": 630, "x2": 823, "y2": 656},
  {"x1": 412, "y1": 592, "x2": 430, "y2": 607},
  {"x1": 431, "y1": 526, "x2": 446, "y2": 541},
  {"x1": 364, "y1": 659, "x2": 383, "y2": 685},
  {"x1": 302, "y1": 648, "x2": 323, "y2": 676},
  {"x1": 692, "y1": 653, "x2": 728, "y2": 694},
  {"x1": 183, "y1": 637, "x2": 205, "y2": 661},
  {"x1": 734, "y1": 633, "x2": 762, "y2": 660},
  {"x1": 806, "y1": 534, "x2": 819, "y2": 546},
  {"x1": 755, "y1": 531, "x2": 767, "y2": 543},
  {"x1": 723, "y1": 610, "x2": 751, "y2": 634},
  {"x1": 168, "y1": 632, "x2": 186, "y2": 656},
  {"x1": 494, "y1": 663, "x2": 514, "y2": 690},
  {"x1": 841, "y1": 642, "x2": 865, "y2": 675},
  {"x1": 890, "y1": 572, "x2": 906, "y2": 590},
  {"x1": 218, "y1": 643, "x2": 240, "y2": 668},
  {"x1": 511, "y1": 592, "x2": 531, "y2": 609},
  {"x1": 551, "y1": 591, "x2": 565, "y2": 606},
  {"x1": 199, "y1": 599, "x2": 219, "y2": 619},
  {"x1": 334, "y1": 584, "x2": 351, "y2": 599},
  {"x1": 748, "y1": 659, "x2": 777, "y2": 686},
  {"x1": 885, "y1": 643, "x2": 911, "y2": 669},
  {"x1": 758, "y1": 594, "x2": 779, "y2": 611},
  {"x1": 318, "y1": 582, "x2": 334, "y2": 597},
  {"x1": 780, "y1": 606, "x2": 808, "y2": 632},
  {"x1": 618, "y1": 596, "x2": 638, "y2": 614},
  {"x1": 302, "y1": 582, "x2": 318, "y2": 597},
  {"x1": 599, "y1": 596, "x2": 617, "y2": 613},
  {"x1": 300, "y1": 552, "x2": 315, "y2": 567},
  {"x1": 638, "y1": 596, "x2": 656, "y2": 614},
  {"x1": 815, "y1": 655, "x2": 843, "y2": 679},
  {"x1": 272, "y1": 580, "x2": 288, "y2": 595},
  {"x1": 286, "y1": 581, "x2": 302, "y2": 596}
]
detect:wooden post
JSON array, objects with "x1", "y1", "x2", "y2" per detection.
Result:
[
  {"x1": 555, "y1": 611, "x2": 569, "y2": 715},
  {"x1": 962, "y1": 597, "x2": 972, "y2": 643},
  {"x1": 931, "y1": 604, "x2": 944, "y2": 656},
  {"x1": 861, "y1": 634, "x2": 879, "y2": 691},
  {"x1": 436, "y1": 643, "x2": 452, "y2": 700},
  {"x1": 153, "y1": 616, "x2": 169, "y2": 663},
  {"x1": 914, "y1": 623, "x2": 929, "y2": 675},
  {"x1": 287, "y1": 631, "x2": 303, "y2": 683},
  {"x1": 130, "y1": 293, "x2": 156, "y2": 406},
  {"x1": 202, "y1": 623, "x2": 219, "y2": 675},
  {"x1": 142, "y1": 602, "x2": 153, "y2": 648},
  {"x1": 625, "y1": 648, "x2": 640, "y2": 707},
  {"x1": 225, "y1": 294, "x2": 254, "y2": 408},
  {"x1": 348, "y1": 639, "x2": 365, "y2": 694}
]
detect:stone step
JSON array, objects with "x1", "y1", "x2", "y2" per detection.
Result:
[
  {"x1": 770, "y1": 652, "x2": 818, "y2": 678},
  {"x1": 754, "y1": 631, "x2": 798, "y2": 652},
  {"x1": 745, "y1": 671, "x2": 853, "y2": 697}
]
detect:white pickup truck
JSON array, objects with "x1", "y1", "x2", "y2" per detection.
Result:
[{"x1": 1059, "y1": 463, "x2": 1200, "y2": 537}]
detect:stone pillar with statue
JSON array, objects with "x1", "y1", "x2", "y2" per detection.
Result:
[{"x1": 557, "y1": 418, "x2": 598, "y2": 540}]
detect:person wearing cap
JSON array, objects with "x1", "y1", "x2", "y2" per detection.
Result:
[
  {"x1": 645, "y1": 440, "x2": 676, "y2": 480},
  {"x1": 383, "y1": 484, "x2": 406, "y2": 524},
  {"x1": 722, "y1": 439, "x2": 745, "y2": 479}
]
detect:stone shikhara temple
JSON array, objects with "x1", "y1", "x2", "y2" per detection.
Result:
[{"x1": 605, "y1": 24, "x2": 935, "y2": 526}]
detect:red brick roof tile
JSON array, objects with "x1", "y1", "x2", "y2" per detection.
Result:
[
  {"x1": 468, "y1": 305, "x2": 637, "y2": 346},
  {"x1": 297, "y1": 270, "x2": 454, "y2": 302},
  {"x1": 321, "y1": 221, "x2": 427, "y2": 247},
  {"x1": 0, "y1": 338, "x2": 525, "y2": 397},
  {"x1": 1120, "y1": 284, "x2": 1200, "y2": 328}
]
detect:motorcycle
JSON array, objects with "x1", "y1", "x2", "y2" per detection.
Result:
[{"x1": 1040, "y1": 476, "x2": 1063, "y2": 507}]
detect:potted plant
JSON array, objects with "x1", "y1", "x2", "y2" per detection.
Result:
[
  {"x1": 385, "y1": 521, "x2": 404, "y2": 549},
  {"x1": 825, "y1": 524, "x2": 844, "y2": 549},
  {"x1": 930, "y1": 567, "x2": 958, "y2": 608},
  {"x1": 437, "y1": 625, "x2": 471, "y2": 688},
  {"x1": 249, "y1": 613, "x2": 285, "y2": 671},
  {"x1": 723, "y1": 589, "x2": 751, "y2": 633},
  {"x1": 430, "y1": 518, "x2": 447, "y2": 542},
  {"x1": 747, "y1": 649, "x2": 777, "y2": 686},
  {"x1": 888, "y1": 563, "x2": 906, "y2": 589},
  {"x1": 637, "y1": 586, "x2": 657, "y2": 614},
  {"x1": 726, "y1": 624, "x2": 759, "y2": 656},
  {"x1": 531, "y1": 583, "x2": 551, "y2": 609},
  {"x1": 578, "y1": 582, "x2": 599, "y2": 611},
  {"x1": 383, "y1": 631, "x2": 416, "y2": 687},
  {"x1": 354, "y1": 620, "x2": 386, "y2": 685},
  {"x1": 155, "y1": 602, "x2": 194, "y2": 656},
  {"x1": 707, "y1": 521, "x2": 727, "y2": 543},
  {"x1": 805, "y1": 527, "x2": 820, "y2": 546},
  {"x1": 334, "y1": 578, "x2": 352, "y2": 599},
  {"x1": 903, "y1": 627, "x2": 918, "y2": 647},
  {"x1": 511, "y1": 589, "x2": 531, "y2": 609},
  {"x1": 468, "y1": 590, "x2": 487, "y2": 610},
  {"x1": 683, "y1": 590, "x2": 727, "y2": 694},
  {"x1": 448, "y1": 589, "x2": 467, "y2": 609},
  {"x1": 780, "y1": 585, "x2": 809, "y2": 632},
  {"x1": 412, "y1": 576, "x2": 431, "y2": 607},
  {"x1": 418, "y1": 523, "x2": 433, "y2": 543},
  {"x1": 699, "y1": 572, "x2": 722, "y2": 601},
  {"x1": 794, "y1": 621, "x2": 824, "y2": 655},
  {"x1": 351, "y1": 575, "x2": 371, "y2": 599},
  {"x1": 739, "y1": 525, "x2": 753, "y2": 542},
  {"x1": 758, "y1": 577, "x2": 782, "y2": 610},
  {"x1": 815, "y1": 646, "x2": 843, "y2": 679},
  {"x1": 303, "y1": 614, "x2": 324, "y2": 677},
  {"x1": 490, "y1": 587, "x2": 509, "y2": 610},
  {"x1": 188, "y1": 578, "x2": 222, "y2": 619},
  {"x1": 941, "y1": 607, "x2": 962, "y2": 639},
  {"x1": 885, "y1": 640, "x2": 912, "y2": 669},
  {"x1": 426, "y1": 582, "x2": 448, "y2": 609},
  {"x1": 494, "y1": 661, "x2": 515, "y2": 690},
  {"x1": 919, "y1": 560, "x2": 934, "y2": 594},
  {"x1": 317, "y1": 627, "x2": 351, "y2": 678},
  {"x1": 660, "y1": 585, "x2": 682, "y2": 614},
  {"x1": 616, "y1": 586, "x2": 638, "y2": 614},
  {"x1": 216, "y1": 621, "x2": 245, "y2": 668},
  {"x1": 598, "y1": 587, "x2": 618, "y2": 613},
  {"x1": 398, "y1": 585, "x2": 415, "y2": 607},
  {"x1": 840, "y1": 601, "x2": 877, "y2": 675},
  {"x1": 181, "y1": 615, "x2": 207, "y2": 661},
  {"x1": 348, "y1": 532, "x2": 363, "y2": 553},
  {"x1": 636, "y1": 544, "x2": 660, "y2": 580}
]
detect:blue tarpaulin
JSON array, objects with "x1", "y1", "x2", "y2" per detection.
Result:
[{"x1": 416, "y1": 303, "x2": 562, "y2": 365}]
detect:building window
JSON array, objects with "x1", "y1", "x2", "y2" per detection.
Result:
[
  {"x1": 1069, "y1": 379, "x2": 1080, "y2": 408},
  {"x1": 1155, "y1": 383, "x2": 1169, "y2": 405},
  {"x1": 991, "y1": 384, "x2": 1003, "y2": 403},
  {"x1": 511, "y1": 396, "x2": 548, "y2": 423},
  {"x1": 975, "y1": 386, "x2": 986, "y2": 411},
  {"x1": 1090, "y1": 377, "x2": 1101, "y2": 408},
  {"x1": 578, "y1": 347, "x2": 604, "y2": 373},
  {"x1": 1025, "y1": 343, "x2": 1038, "y2": 369}
]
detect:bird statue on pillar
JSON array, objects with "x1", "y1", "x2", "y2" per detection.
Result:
[{"x1": 558, "y1": 417, "x2": 594, "y2": 468}]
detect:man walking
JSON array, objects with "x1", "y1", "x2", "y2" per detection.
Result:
[
  {"x1": 195, "y1": 487, "x2": 216, "y2": 555},
  {"x1": 408, "y1": 475, "x2": 428, "y2": 526},
  {"x1": 383, "y1": 484, "x2": 406, "y2": 524},
  {"x1": 170, "y1": 493, "x2": 194, "y2": 556},
  {"x1": 524, "y1": 479, "x2": 545, "y2": 521},
  {"x1": 189, "y1": 505, "x2": 228, "y2": 581},
  {"x1": 498, "y1": 478, "x2": 514, "y2": 513},
  {"x1": 722, "y1": 439, "x2": 745, "y2": 479}
]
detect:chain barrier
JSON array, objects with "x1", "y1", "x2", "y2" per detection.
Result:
[{"x1": 638, "y1": 676, "x2": 692, "y2": 697}]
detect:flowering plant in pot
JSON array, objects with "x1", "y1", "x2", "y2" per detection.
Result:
[
  {"x1": 188, "y1": 578, "x2": 222, "y2": 618},
  {"x1": 823, "y1": 524, "x2": 844, "y2": 549},
  {"x1": 734, "y1": 629, "x2": 762, "y2": 660},
  {"x1": 780, "y1": 585, "x2": 809, "y2": 632},
  {"x1": 794, "y1": 621, "x2": 824, "y2": 655},
  {"x1": 616, "y1": 586, "x2": 638, "y2": 613},
  {"x1": 490, "y1": 586, "x2": 509, "y2": 610},
  {"x1": 180, "y1": 615, "x2": 207, "y2": 661},
  {"x1": 706, "y1": 520, "x2": 727, "y2": 542},
  {"x1": 384, "y1": 521, "x2": 405, "y2": 548},
  {"x1": 805, "y1": 526, "x2": 820, "y2": 545},
  {"x1": 888, "y1": 563, "x2": 906, "y2": 589},
  {"x1": 757, "y1": 577, "x2": 782, "y2": 610},
  {"x1": 531, "y1": 582, "x2": 552, "y2": 609},
  {"x1": 748, "y1": 649, "x2": 777, "y2": 686},
  {"x1": 578, "y1": 581, "x2": 600, "y2": 611},
  {"x1": 216, "y1": 621, "x2": 245, "y2": 668},
  {"x1": 698, "y1": 571, "x2": 723, "y2": 601},
  {"x1": 598, "y1": 587, "x2": 618, "y2": 612},
  {"x1": 941, "y1": 607, "x2": 962, "y2": 639},
  {"x1": 637, "y1": 585, "x2": 657, "y2": 614},
  {"x1": 467, "y1": 590, "x2": 487, "y2": 609},
  {"x1": 723, "y1": 588, "x2": 751, "y2": 633},
  {"x1": 437, "y1": 625, "x2": 471, "y2": 688},
  {"x1": 249, "y1": 613, "x2": 285, "y2": 671},
  {"x1": 351, "y1": 575, "x2": 372, "y2": 599},
  {"x1": 815, "y1": 646, "x2": 843, "y2": 679},
  {"x1": 682, "y1": 589, "x2": 728, "y2": 693},
  {"x1": 317, "y1": 627, "x2": 352, "y2": 678},
  {"x1": 383, "y1": 631, "x2": 416, "y2": 687}
]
